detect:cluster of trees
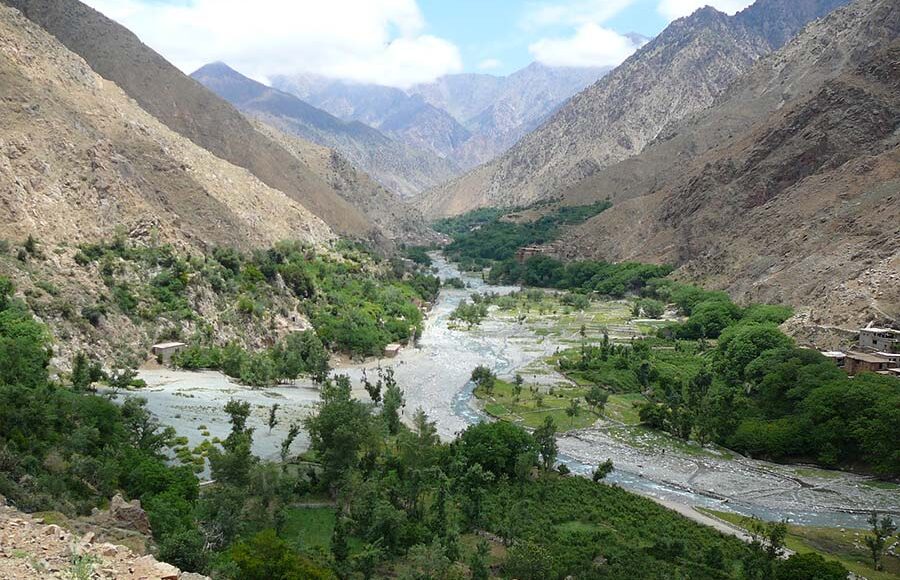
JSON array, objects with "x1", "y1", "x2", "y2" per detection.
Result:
[
  {"x1": 0, "y1": 275, "x2": 861, "y2": 578},
  {"x1": 434, "y1": 201, "x2": 611, "y2": 266},
  {"x1": 558, "y1": 284, "x2": 899, "y2": 476},
  {"x1": 488, "y1": 255, "x2": 673, "y2": 298},
  {"x1": 450, "y1": 298, "x2": 489, "y2": 328},
  {"x1": 74, "y1": 238, "x2": 440, "y2": 359},
  {"x1": 0, "y1": 276, "x2": 201, "y2": 566},
  {"x1": 171, "y1": 329, "x2": 330, "y2": 387}
]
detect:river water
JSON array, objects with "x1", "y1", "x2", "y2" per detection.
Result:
[{"x1": 136, "y1": 253, "x2": 898, "y2": 530}]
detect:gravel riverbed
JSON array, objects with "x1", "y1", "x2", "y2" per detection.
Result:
[{"x1": 135, "y1": 253, "x2": 898, "y2": 530}]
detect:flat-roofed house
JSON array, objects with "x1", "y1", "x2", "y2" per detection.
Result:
[
  {"x1": 844, "y1": 351, "x2": 892, "y2": 375},
  {"x1": 858, "y1": 326, "x2": 899, "y2": 353},
  {"x1": 151, "y1": 341, "x2": 186, "y2": 364}
]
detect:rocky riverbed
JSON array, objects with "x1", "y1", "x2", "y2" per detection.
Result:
[{"x1": 135, "y1": 253, "x2": 899, "y2": 530}]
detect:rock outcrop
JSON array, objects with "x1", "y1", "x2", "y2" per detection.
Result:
[{"x1": 0, "y1": 496, "x2": 209, "y2": 580}]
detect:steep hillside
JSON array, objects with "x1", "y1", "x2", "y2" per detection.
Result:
[
  {"x1": 1, "y1": 0, "x2": 375, "y2": 236},
  {"x1": 422, "y1": 0, "x2": 849, "y2": 217},
  {"x1": 562, "y1": 0, "x2": 900, "y2": 335},
  {"x1": 0, "y1": 6, "x2": 333, "y2": 253},
  {"x1": 251, "y1": 121, "x2": 440, "y2": 245},
  {"x1": 194, "y1": 63, "x2": 458, "y2": 199},
  {"x1": 275, "y1": 63, "x2": 609, "y2": 171}
]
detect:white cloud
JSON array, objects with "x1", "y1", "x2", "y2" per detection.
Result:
[
  {"x1": 529, "y1": 23, "x2": 646, "y2": 67},
  {"x1": 520, "y1": 0, "x2": 636, "y2": 30},
  {"x1": 83, "y1": 0, "x2": 462, "y2": 88},
  {"x1": 657, "y1": 0, "x2": 755, "y2": 21},
  {"x1": 477, "y1": 58, "x2": 503, "y2": 70}
]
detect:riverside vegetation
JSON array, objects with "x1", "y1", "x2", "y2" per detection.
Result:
[
  {"x1": 0, "y1": 278, "x2": 864, "y2": 578},
  {"x1": 440, "y1": 207, "x2": 899, "y2": 479}
]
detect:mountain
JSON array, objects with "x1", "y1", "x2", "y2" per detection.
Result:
[
  {"x1": 193, "y1": 63, "x2": 458, "y2": 199},
  {"x1": 421, "y1": 0, "x2": 850, "y2": 217},
  {"x1": 0, "y1": 0, "x2": 377, "y2": 238},
  {"x1": 271, "y1": 74, "x2": 472, "y2": 163},
  {"x1": 0, "y1": 3, "x2": 334, "y2": 252},
  {"x1": 274, "y1": 62, "x2": 610, "y2": 170},
  {"x1": 251, "y1": 121, "x2": 439, "y2": 246},
  {"x1": 559, "y1": 0, "x2": 900, "y2": 334}
]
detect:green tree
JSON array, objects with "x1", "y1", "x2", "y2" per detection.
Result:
[
  {"x1": 592, "y1": 459, "x2": 613, "y2": 482},
  {"x1": 470, "y1": 539, "x2": 490, "y2": 580},
  {"x1": 533, "y1": 416, "x2": 558, "y2": 471},
  {"x1": 304, "y1": 375, "x2": 373, "y2": 487},
  {"x1": 267, "y1": 403, "x2": 280, "y2": 433},
  {"x1": 470, "y1": 365, "x2": 496, "y2": 395},
  {"x1": 71, "y1": 352, "x2": 105, "y2": 392},
  {"x1": 864, "y1": 511, "x2": 897, "y2": 571},
  {"x1": 566, "y1": 398, "x2": 581, "y2": 427},
  {"x1": 454, "y1": 421, "x2": 537, "y2": 480},
  {"x1": 381, "y1": 368, "x2": 405, "y2": 435},
  {"x1": 230, "y1": 529, "x2": 334, "y2": 580},
  {"x1": 584, "y1": 385, "x2": 609, "y2": 415},
  {"x1": 513, "y1": 373, "x2": 524, "y2": 401},
  {"x1": 774, "y1": 553, "x2": 847, "y2": 580}
]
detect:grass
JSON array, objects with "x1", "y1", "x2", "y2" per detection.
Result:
[
  {"x1": 604, "y1": 393, "x2": 647, "y2": 425},
  {"x1": 697, "y1": 508, "x2": 900, "y2": 580},
  {"x1": 280, "y1": 506, "x2": 363, "y2": 554},
  {"x1": 860, "y1": 479, "x2": 900, "y2": 491},
  {"x1": 475, "y1": 378, "x2": 600, "y2": 430}
]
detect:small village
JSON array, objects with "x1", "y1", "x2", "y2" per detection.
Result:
[{"x1": 821, "y1": 326, "x2": 900, "y2": 378}]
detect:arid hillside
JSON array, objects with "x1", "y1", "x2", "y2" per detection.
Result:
[
  {"x1": 0, "y1": 5, "x2": 334, "y2": 253},
  {"x1": 1, "y1": 0, "x2": 377, "y2": 237},
  {"x1": 561, "y1": 0, "x2": 900, "y2": 337},
  {"x1": 421, "y1": 0, "x2": 849, "y2": 217}
]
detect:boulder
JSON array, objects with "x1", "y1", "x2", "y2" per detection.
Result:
[{"x1": 109, "y1": 493, "x2": 151, "y2": 534}]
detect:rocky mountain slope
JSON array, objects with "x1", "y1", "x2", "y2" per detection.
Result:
[
  {"x1": 0, "y1": 4, "x2": 333, "y2": 253},
  {"x1": 194, "y1": 63, "x2": 458, "y2": 199},
  {"x1": 274, "y1": 62, "x2": 610, "y2": 171},
  {"x1": 561, "y1": 0, "x2": 900, "y2": 335},
  {"x1": 1, "y1": 0, "x2": 376, "y2": 237},
  {"x1": 421, "y1": 0, "x2": 850, "y2": 217},
  {"x1": 251, "y1": 120, "x2": 439, "y2": 245}
]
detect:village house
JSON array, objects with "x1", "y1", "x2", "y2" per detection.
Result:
[
  {"x1": 150, "y1": 341, "x2": 186, "y2": 364},
  {"x1": 383, "y1": 343, "x2": 402, "y2": 358},
  {"x1": 844, "y1": 351, "x2": 893, "y2": 376},
  {"x1": 858, "y1": 326, "x2": 899, "y2": 353},
  {"x1": 515, "y1": 245, "x2": 545, "y2": 263}
]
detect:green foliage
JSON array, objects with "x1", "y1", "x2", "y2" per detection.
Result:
[
  {"x1": 489, "y1": 256, "x2": 673, "y2": 297},
  {"x1": 303, "y1": 376, "x2": 375, "y2": 486},
  {"x1": 449, "y1": 299, "x2": 488, "y2": 328},
  {"x1": 230, "y1": 529, "x2": 335, "y2": 579},
  {"x1": 452, "y1": 421, "x2": 537, "y2": 479},
  {"x1": 773, "y1": 553, "x2": 847, "y2": 580},
  {"x1": 435, "y1": 201, "x2": 612, "y2": 264}
]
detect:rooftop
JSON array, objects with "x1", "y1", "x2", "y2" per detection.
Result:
[
  {"x1": 860, "y1": 327, "x2": 899, "y2": 334},
  {"x1": 846, "y1": 351, "x2": 890, "y2": 364},
  {"x1": 151, "y1": 341, "x2": 187, "y2": 349}
]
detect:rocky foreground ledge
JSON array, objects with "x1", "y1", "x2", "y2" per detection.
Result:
[{"x1": 0, "y1": 496, "x2": 208, "y2": 580}]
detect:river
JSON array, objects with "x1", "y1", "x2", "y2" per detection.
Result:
[{"x1": 135, "y1": 253, "x2": 898, "y2": 530}]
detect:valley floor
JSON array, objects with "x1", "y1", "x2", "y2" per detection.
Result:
[{"x1": 132, "y1": 254, "x2": 898, "y2": 533}]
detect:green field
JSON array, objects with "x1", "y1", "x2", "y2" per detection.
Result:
[
  {"x1": 697, "y1": 508, "x2": 900, "y2": 580},
  {"x1": 474, "y1": 378, "x2": 600, "y2": 430}
]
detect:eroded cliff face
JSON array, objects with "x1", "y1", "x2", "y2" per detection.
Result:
[{"x1": 420, "y1": 0, "x2": 849, "y2": 218}]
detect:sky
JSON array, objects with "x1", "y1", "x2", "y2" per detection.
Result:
[{"x1": 84, "y1": 0, "x2": 755, "y2": 88}]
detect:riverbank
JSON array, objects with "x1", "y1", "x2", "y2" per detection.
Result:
[{"x1": 132, "y1": 252, "x2": 898, "y2": 530}]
